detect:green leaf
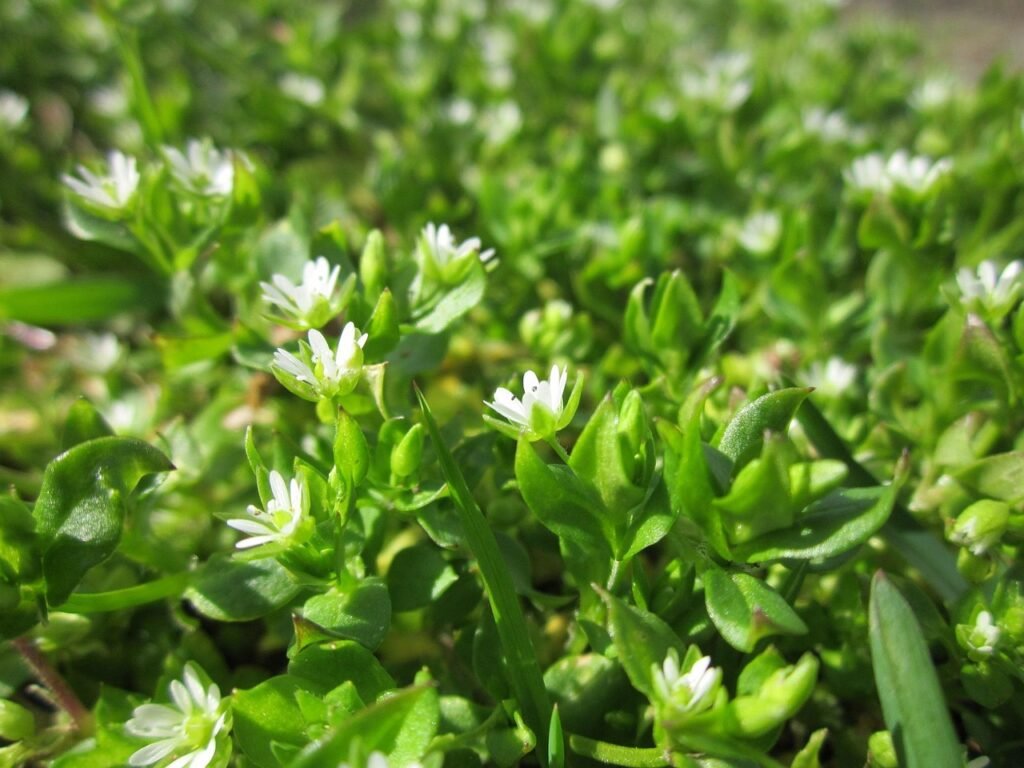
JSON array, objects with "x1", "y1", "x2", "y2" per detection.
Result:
[
  {"x1": 731, "y1": 485, "x2": 898, "y2": 563},
  {"x1": 33, "y1": 437, "x2": 173, "y2": 606},
  {"x1": 234, "y1": 676, "x2": 311, "y2": 768},
  {"x1": 717, "y1": 388, "x2": 811, "y2": 472},
  {"x1": 288, "y1": 640, "x2": 395, "y2": 702},
  {"x1": 155, "y1": 331, "x2": 235, "y2": 370},
  {"x1": 703, "y1": 569, "x2": 807, "y2": 652},
  {"x1": 516, "y1": 439, "x2": 608, "y2": 553},
  {"x1": 548, "y1": 705, "x2": 565, "y2": 768},
  {"x1": 416, "y1": 386, "x2": 551, "y2": 765},
  {"x1": 869, "y1": 572, "x2": 962, "y2": 768},
  {"x1": 364, "y1": 289, "x2": 401, "y2": 358},
  {"x1": 288, "y1": 685, "x2": 432, "y2": 768},
  {"x1": 0, "y1": 277, "x2": 160, "y2": 324},
  {"x1": 790, "y1": 728, "x2": 828, "y2": 768},
  {"x1": 185, "y1": 555, "x2": 301, "y2": 621},
  {"x1": 414, "y1": 265, "x2": 486, "y2": 334},
  {"x1": 62, "y1": 399, "x2": 115, "y2": 450},
  {"x1": 599, "y1": 587, "x2": 682, "y2": 701},
  {"x1": 543, "y1": 654, "x2": 631, "y2": 739},
  {"x1": 954, "y1": 452, "x2": 1024, "y2": 503},
  {"x1": 387, "y1": 544, "x2": 459, "y2": 612},
  {"x1": 300, "y1": 578, "x2": 391, "y2": 651},
  {"x1": 569, "y1": 396, "x2": 645, "y2": 519}
]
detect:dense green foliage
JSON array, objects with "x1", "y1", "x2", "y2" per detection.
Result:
[{"x1": 2, "y1": 1, "x2": 1024, "y2": 766}]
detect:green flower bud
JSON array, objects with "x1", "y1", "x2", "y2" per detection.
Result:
[
  {"x1": 0, "y1": 699, "x2": 34, "y2": 742},
  {"x1": 867, "y1": 731, "x2": 899, "y2": 768},
  {"x1": 391, "y1": 423, "x2": 425, "y2": 480},
  {"x1": 359, "y1": 229, "x2": 389, "y2": 302},
  {"x1": 957, "y1": 547, "x2": 994, "y2": 584},
  {"x1": 950, "y1": 500, "x2": 1009, "y2": 556},
  {"x1": 956, "y1": 610, "x2": 1001, "y2": 661},
  {"x1": 727, "y1": 653, "x2": 819, "y2": 738},
  {"x1": 334, "y1": 409, "x2": 369, "y2": 492}
]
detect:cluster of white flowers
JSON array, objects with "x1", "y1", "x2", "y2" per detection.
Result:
[
  {"x1": 955, "y1": 260, "x2": 1024, "y2": 319},
  {"x1": 261, "y1": 256, "x2": 345, "y2": 329},
  {"x1": 651, "y1": 649, "x2": 721, "y2": 716},
  {"x1": 736, "y1": 211, "x2": 782, "y2": 256},
  {"x1": 125, "y1": 663, "x2": 230, "y2": 768},
  {"x1": 62, "y1": 150, "x2": 141, "y2": 212},
  {"x1": 227, "y1": 470, "x2": 311, "y2": 550},
  {"x1": 680, "y1": 52, "x2": 752, "y2": 111},
  {"x1": 162, "y1": 139, "x2": 235, "y2": 197},
  {"x1": 845, "y1": 150, "x2": 952, "y2": 198},
  {"x1": 272, "y1": 322, "x2": 368, "y2": 401},
  {"x1": 0, "y1": 89, "x2": 29, "y2": 130}
]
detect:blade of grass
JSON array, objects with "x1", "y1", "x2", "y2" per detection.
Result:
[
  {"x1": 794, "y1": 396, "x2": 967, "y2": 604},
  {"x1": 415, "y1": 385, "x2": 551, "y2": 765},
  {"x1": 869, "y1": 571, "x2": 962, "y2": 768}
]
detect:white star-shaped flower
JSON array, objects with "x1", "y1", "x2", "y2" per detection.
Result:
[
  {"x1": 162, "y1": 139, "x2": 235, "y2": 197},
  {"x1": 651, "y1": 649, "x2": 721, "y2": 716},
  {"x1": 272, "y1": 322, "x2": 368, "y2": 401},
  {"x1": 260, "y1": 256, "x2": 346, "y2": 329},
  {"x1": 62, "y1": 150, "x2": 140, "y2": 212},
  {"x1": 125, "y1": 663, "x2": 230, "y2": 768},
  {"x1": 226, "y1": 470, "x2": 311, "y2": 550}
]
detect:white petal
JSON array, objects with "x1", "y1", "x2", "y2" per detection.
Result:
[
  {"x1": 235, "y1": 534, "x2": 278, "y2": 549},
  {"x1": 129, "y1": 738, "x2": 183, "y2": 766},
  {"x1": 307, "y1": 329, "x2": 331, "y2": 362},
  {"x1": 226, "y1": 518, "x2": 276, "y2": 535},
  {"x1": 268, "y1": 471, "x2": 289, "y2": 508},
  {"x1": 169, "y1": 680, "x2": 193, "y2": 715},
  {"x1": 523, "y1": 370, "x2": 540, "y2": 393}
]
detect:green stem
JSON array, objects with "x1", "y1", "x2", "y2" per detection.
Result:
[
  {"x1": 58, "y1": 572, "x2": 191, "y2": 613},
  {"x1": 545, "y1": 436, "x2": 571, "y2": 465},
  {"x1": 97, "y1": 4, "x2": 165, "y2": 145}
]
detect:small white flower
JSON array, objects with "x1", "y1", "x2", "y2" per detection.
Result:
[
  {"x1": 681, "y1": 52, "x2": 752, "y2": 111},
  {"x1": 62, "y1": 150, "x2": 140, "y2": 212},
  {"x1": 651, "y1": 650, "x2": 721, "y2": 716},
  {"x1": 272, "y1": 323, "x2": 368, "y2": 401},
  {"x1": 736, "y1": 211, "x2": 782, "y2": 256},
  {"x1": 0, "y1": 89, "x2": 29, "y2": 130},
  {"x1": 260, "y1": 256, "x2": 345, "y2": 329},
  {"x1": 485, "y1": 364, "x2": 582, "y2": 441},
  {"x1": 488, "y1": 365, "x2": 567, "y2": 429},
  {"x1": 804, "y1": 357, "x2": 857, "y2": 398},
  {"x1": 227, "y1": 470, "x2": 311, "y2": 550},
  {"x1": 970, "y1": 611, "x2": 1001, "y2": 657},
  {"x1": 802, "y1": 107, "x2": 863, "y2": 145},
  {"x1": 125, "y1": 662, "x2": 230, "y2": 768},
  {"x1": 417, "y1": 222, "x2": 495, "y2": 282},
  {"x1": 884, "y1": 150, "x2": 951, "y2": 196},
  {"x1": 956, "y1": 260, "x2": 1024, "y2": 318},
  {"x1": 844, "y1": 153, "x2": 890, "y2": 196},
  {"x1": 162, "y1": 139, "x2": 235, "y2": 197},
  {"x1": 279, "y1": 73, "x2": 325, "y2": 106},
  {"x1": 911, "y1": 76, "x2": 956, "y2": 112}
]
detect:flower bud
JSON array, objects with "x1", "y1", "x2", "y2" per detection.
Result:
[
  {"x1": 0, "y1": 700, "x2": 34, "y2": 741},
  {"x1": 359, "y1": 229, "x2": 388, "y2": 302},
  {"x1": 391, "y1": 423, "x2": 425, "y2": 480},
  {"x1": 727, "y1": 653, "x2": 819, "y2": 738},
  {"x1": 867, "y1": 731, "x2": 898, "y2": 768},
  {"x1": 956, "y1": 610, "x2": 1001, "y2": 662},
  {"x1": 950, "y1": 500, "x2": 1009, "y2": 556}
]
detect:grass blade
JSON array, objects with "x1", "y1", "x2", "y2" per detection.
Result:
[
  {"x1": 415, "y1": 385, "x2": 551, "y2": 764},
  {"x1": 869, "y1": 571, "x2": 962, "y2": 768}
]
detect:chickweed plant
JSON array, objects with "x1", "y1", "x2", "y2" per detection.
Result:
[{"x1": 1, "y1": 1, "x2": 1023, "y2": 766}]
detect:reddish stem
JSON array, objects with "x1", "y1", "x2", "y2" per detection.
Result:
[{"x1": 12, "y1": 637, "x2": 92, "y2": 734}]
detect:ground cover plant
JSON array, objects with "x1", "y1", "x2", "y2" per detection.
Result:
[{"x1": 1, "y1": 0, "x2": 1023, "y2": 766}]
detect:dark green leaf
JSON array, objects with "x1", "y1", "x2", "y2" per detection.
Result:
[
  {"x1": 703, "y1": 569, "x2": 807, "y2": 652},
  {"x1": 185, "y1": 555, "x2": 300, "y2": 621},
  {"x1": 387, "y1": 544, "x2": 459, "y2": 612},
  {"x1": 33, "y1": 437, "x2": 173, "y2": 606},
  {"x1": 0, "y1": 278, "x2": 160, "y2": 324},
  {"x1": 599, "y1": 587, "x2": 682, "y2": 701},
  {"x1": 717, "y1": 388, "x2": 811, "y2": 471}
]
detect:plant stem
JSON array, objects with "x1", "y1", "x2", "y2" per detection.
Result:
[
  {"x1": 12, "y1": 637, "x2": 92, "y2": 734},
  {"x1": 545, "y1": 436, "x2": 571, "y2": 465}
]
